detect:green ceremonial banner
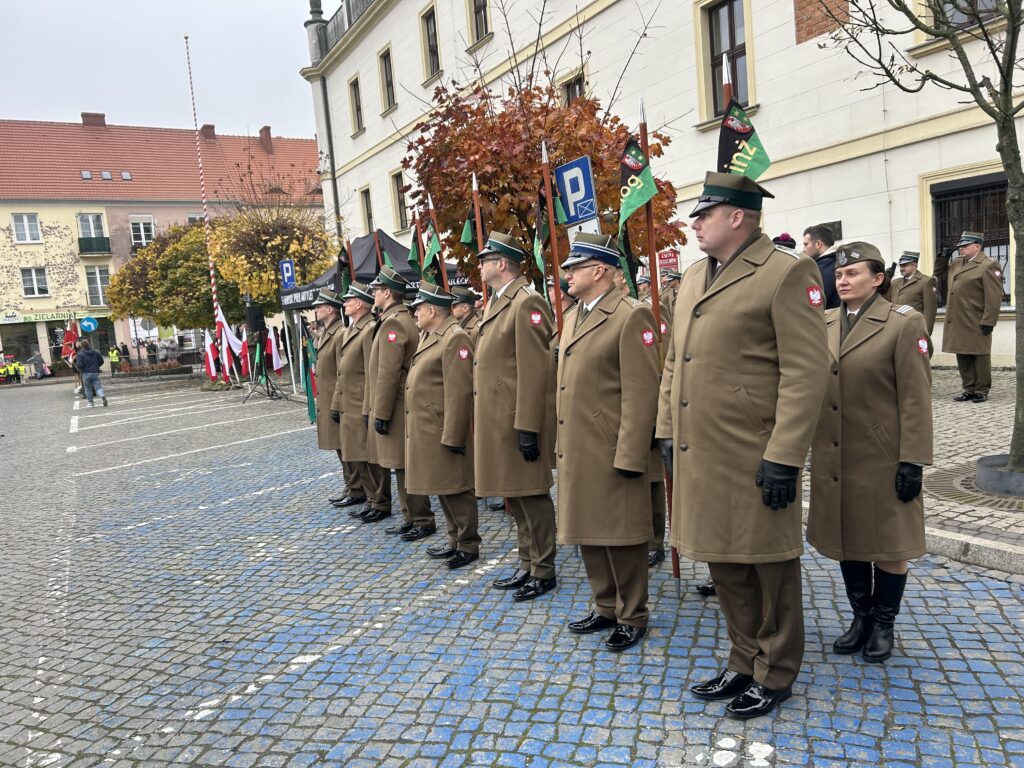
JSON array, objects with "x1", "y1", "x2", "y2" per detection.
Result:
[
  {"x1": 533, "y1": 185, "x2": 568, "y2": 284},
  {"x1": 617, "y1": 137, "x2": 657, "y2": 297},
  {"x1": 407, "y1": 232, "x2": 422, "y2": 276},
  {"x1": 303, "y1": 336, "x2": 317, "y2": 423},
  {"x1": 422, "y1": 222, "x2": 442, "y2": 284},
  {"x1": 460, "y1": 209, "x2": 477, "y2": 252},
  {"x1": 717, "y1": 100, "x2": 771, "y2": 180}
]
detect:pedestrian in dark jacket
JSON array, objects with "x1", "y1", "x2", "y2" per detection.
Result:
[
  {"x1": 75, "y1": 339, "x2": 108, "y2": 407},
  {"x1": 803, "y1": 224, "x2": 840, "y2": 309}
]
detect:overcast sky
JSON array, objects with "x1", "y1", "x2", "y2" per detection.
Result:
[{"x1": 0, "y1": 0, "x2": 345, "y2": 138}]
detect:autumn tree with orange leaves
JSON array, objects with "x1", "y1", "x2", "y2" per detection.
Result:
[{"x1": 402, "y1": 80, "x2": 686, "y2": 285}]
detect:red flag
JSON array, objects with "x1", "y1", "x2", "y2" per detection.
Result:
[
  {"x1": 265, "y1": 327, "x2": 283, "y2": 375},
  {"x1": 218, "y1": 325, "x2": 233, "y2": 383},
  {"x1": 203, "y1": 329, "x2": 219, "y2": 381},
  {"x1": 239, "y1": 328, "x2": 251, "y2": 377}
]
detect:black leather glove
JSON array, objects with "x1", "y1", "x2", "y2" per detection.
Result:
[
  {"x1": 330, "y1": 409, "x2": 340, "y2": 423},
  {"x1": 444, "y1": 444, "x2": 466, "y2": 455},
  {"x1": 885, "y1": 262, "x2": 897, "y2": 281},
  {"x1": 518, "y1": 430, "x2": 540, "y2": 462},
  {"x1": 755, "y1": 459, "x2": 800, "y2": 510},
  {"x1": 616, "y1": 468, "x2": 643, "y2": 479},
  {"x1": 659, "y1": 439, "x2": 674, "y2": 480},
  {"x1": 895, "y1": 462, "x2": 923, "y2": 503},
  {"x1": 374, "y1": 418, "x2": 389, "y2": 435},
  {"x1": 981, "y1": 324, "x2": 994, "y2": 336},
  {"x1": 363, "y1": 414, "x2": 369, "y2": 429}
]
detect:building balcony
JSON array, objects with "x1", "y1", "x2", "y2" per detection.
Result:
[
  {"x1": 317, "y1": 0, "x2": 375, "y2": 59},
  {"x1": 78, "y1": 236, "x2": 111, "y2": 254}
]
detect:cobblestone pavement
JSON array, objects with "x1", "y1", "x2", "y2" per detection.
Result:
[{"x1": 0, "y1": 373, "x2": 1022, "y2": 767}]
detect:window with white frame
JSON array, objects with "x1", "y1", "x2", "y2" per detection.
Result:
[
  {"x1": 12, "y1": 213, "x2": 41, "y2": 243},
  {"x1": 392, "y1": 172, "x2": 409, "y2": 231},
  {"x1": 78, "y1": 213, "x2": 105, "y2": 238},
  {"x1": 563, "y1": 74, "x2": 585, "y2": 105},
  {"x1": 380, "y1": 48, "x2": 397, "y2": 111},
  {"x1": 422, "y1": 7, "x2": 441, "y2": 79},
  {"x1": 86, "y1": 265, "x2": 111, "y2": 306},
  {"x1": 130, "y1": 216, "x2": 155, "y2": 249},
  {"x1": 360, "y1": 187, "x2": 374, "y2": 234},
  {"x1": 21, "y1": 267, "x2": 48, "y2": 296},
  {"x1": 471, "y1": 0, "x2": 489, "y2": 43},
  {"x1": 350, "y1": 77, "x2": 365, "y2": 133},
  {"x1": 187, "y1": 213, "x2": 204, "y2": 225}
]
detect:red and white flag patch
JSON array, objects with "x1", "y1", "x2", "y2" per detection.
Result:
[
  {"x1": 807, "y1": 287, "x2": 823, "y2": 307},
  {"x1": 917, "y1": 337, "x2": 929, "y2": 355},
  {"x1": 530, "y1": 311, "x2": 543, "y2": 326},
  {"x1": 641, "y1": 329, "x2": 656, "y2": 347},
  {"x1": 458, "y1": 347, "x2": 470, "y2": 360},
  {"x1": 386, "y1": 331, "x2": 398, "y2": 343}
]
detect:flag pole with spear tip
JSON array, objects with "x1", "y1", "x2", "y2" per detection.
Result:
[
  {"x1": 413, "y1": 207, "x2": 427, "y2": 272},
  {"x1": 426, "y1": 193, "x2": 451, "y2": 291},
  {"x1": 541, "y1": 141, "x2": 564, "y2": 337},
  {"x1": 472, "y1": 172, "x2": 488, "y2": 306}
]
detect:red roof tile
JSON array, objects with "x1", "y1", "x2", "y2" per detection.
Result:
[{"x1": 0, "y1": 117, "x2": 322, "y2": 203}]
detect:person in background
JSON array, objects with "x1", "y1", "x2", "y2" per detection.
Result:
[
  {"x1": 75, "y1": 339, "x2": 108, "y2": 408},
  {"x1": 108, "y1": 345, "x2": 121, "y2": 373},
  {"x1": 803, "y1": 225, "x2": 840, "y2": 309},
  {"x1": 772, "y1": 232, "x2": 798, "y2": 251}
]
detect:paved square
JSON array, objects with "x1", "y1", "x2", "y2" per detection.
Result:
[{"x1": 0, "y1": 373, "x2": 1021, "y2": 767}]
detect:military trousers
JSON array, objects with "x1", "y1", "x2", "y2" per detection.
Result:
[
  {"x1": 338, "y1": 454, "x2": 366, "y2": 501},
  {"x1": 956, "y1": 353, "x2": 992, "y2": 396},
  {"x1": 508, "y1": 494, "x2": 557, "y2": 580},
  {"x1": 580, "y1": 543, "x2": 649, "y2": 628},
  {"x1": 439, "y1": 491, "x2": 481, "y2": 555},
  {"x1": 395, "y1": 468, "x2": 433, "y2": 527},
  {"x1": 355, "y1": 461, "x2": 391, "y2": 511},
  {"x1": 648, "y1": 481, "x2": 666, "y2": 554},
  {"x1": 708, "y1": 558, "x2": 804, "y2": 690}
]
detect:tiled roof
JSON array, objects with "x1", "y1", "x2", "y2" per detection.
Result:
[{"x1": 0, "y1": 116, "x2": 322, "y2": 203}]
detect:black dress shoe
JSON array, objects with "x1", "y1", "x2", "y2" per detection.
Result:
[
  {"x1": 492, "y1": 569, "x2": 531, "y2": 590},
  {"x1": 427, "y1": 542, "x2": 457, "y2": 559},
  {"x1": 695, "y1": 579, "x2": 717, "y2": 597},
  {"x1": 605, "y1": 624, "x2": 646, "y2": 651},
  {"x1": 971, "y1": 393, "x2": 988, "y2": 403},
  {"x1": 384, "y1": 521, "x2": 414, "y2": 535},
  {"x1": 725, "y1": 681, "x2": 792, "y2": 720},
  {"x1": 400, "y1": 525, "x2": 437, "y2": 542},
  {"x1": 348, "y1": 505, "x2": 371, "y2": 518},
  {"x1": 690, "y1": 669, "x2": 754, "y2": 701},
  {"x1": 647, "y1": 550, "x2": 665, "y2": 568},
  {"x1": 332, "y1": 495, "x2": 366, "y2": 508},
  {"x1": 567, "y1": 611, "x2": 617, "y2": 634},
  {"x1": 512, "y1": 576, "x2": 557, "y2": 602},
  {"x1": 361, "y1": 509, "x2": 392, "y2": 524},
  {"x1": 487, "y1": 498, "x2": 506, "y2": 511},
  {"x1": 952, "y1": 392, "x2": 974, "y2": 402},
  {"x1": 445, "y1": 550, "x2": 479, "y2": 569}
]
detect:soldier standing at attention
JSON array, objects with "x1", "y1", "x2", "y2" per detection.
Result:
[
  {"x1": 364, "y1": 266, "x2": 434, "y2": 537},
  {"x1": 807, "y1": 242, "x2": 932, "y2": 664},
  {"x1": 311, "y1": 289, "x2": 349, "y2": 503},
  {"x1": 475, "y1": 232, "x2": 558, "y2": 602},
  {"x1": 886, "y1": 251, "x2": 937, "y2": 334},
  {"x1": 451, "y1": 287, "x2": 481, "y2": 343},
  {"x1": 335, "y1": 282, "x2": 391, "y2": 520},
  {"x1": 406, "y1": 283, "x2": 480, "y2": 569},
  {"x1": 658, "y1": 268, "x2": 681, "y2": 329},
  {"x1": 656, "y1": 172, "x2": 828, "y2": 720},
  {"x1": 558, "y1": 234, "x2": 660, "y2": 651},
  {"x1": 943, "y1": 231, "x2": 1003, "y2": 402}
]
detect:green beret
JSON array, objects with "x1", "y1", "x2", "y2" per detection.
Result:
[
  {"x1": 478, "y1": 231, "x2": 528, "y2": 263},
  {"x1": 342, "y1": 281, "x2": 374, "y2": 304},
  {"x1": 690, "y1": 171, "x2": 775, "y2": 216},
  {"x1": 312, "y1": 288, "x2": 344, "y2": 308},
  {"x1": 369, "y1": 265, "x2": 410, "y2": 292},
  {"x1": 410, "y1": 282, "x2": 455, "y2": 308}
]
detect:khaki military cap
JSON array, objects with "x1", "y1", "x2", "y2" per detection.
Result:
[
  {"x1": 834, "y1": 241, "x2": 884, "y2": 268},
  {"x1": 955, "y1": 231, "x2": 984, "y2": 247},
  {"x1": 897, "y1": 251, "x2": 920, "y2": 265}
]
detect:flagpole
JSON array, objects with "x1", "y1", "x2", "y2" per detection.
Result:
[
  {"x1": 541, "y1": 142, "x2": 564, "y2": 336},
  {"x1": 372, "y1": 228, "x2": 384, "y2": 269},
  {"x1": 345, "y1": 237, "x2": 357, "y2": 281},
  {"x1": 639, "y1": 99, "x2": 663, "y2": 341},
  {"x1": 413, "y1": 209, "x2": 427, "y2": 271},
  {"x1": 426, "y1": 193, "x2": 451, "y2": 292},
  {"x1": 722, "y1": 52, "x2": 733, "y2": 107},
  {"x1": 471, "y1": 172, "x2": 488, "y2": 306}
]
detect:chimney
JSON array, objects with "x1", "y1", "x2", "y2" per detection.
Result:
[
  {"x1": 259, "y1": 125, "x2": 274, "y2": 154},
  {"x1": 81, "y1": 112, "x2": 106, "y2": 127},
  {"x1": 200, "y1": 124, "x2": 216, "y2": 140}
]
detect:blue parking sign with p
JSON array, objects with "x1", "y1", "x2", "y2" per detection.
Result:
[
  {"x1": 279, "y1": 259, "x2": 296, "y2": 290},
  {"x1": 554, "y1": 156, "x2": 597, "y2": 226}
]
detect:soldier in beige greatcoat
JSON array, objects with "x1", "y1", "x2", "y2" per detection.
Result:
[
  {"x1": 363, "y1": 266, "x2": 434, "y2": 536},
  {"x1": 474, "y1": 232, "x2": 557, "y2": 602},
  {"x1": 311, "y1": 289, "x2": 348, "y2": 502},
  {"x1": 942, "y1": 230, "x2": 1003, "y2": 402},
  {"x1": 885, "y1": 251, "x2": 937, "y2": 334},
  {"x1": 451, "y1": 287, "x2": 481, "y2": 343},
  {"x1": 333, "y1": 282, "x2": 391, "y2": 519},
  {"x1": 807, "y1": 242, "x2": 933, "y2": 665},
  {"x1": 405, "y1": 283, "x2": 480, "y2": 569},
  {"x1": 656, "y1": 172, "x2": 828, "y2": 720},
  {"x1": 557, "y1": 234, "x2": 660, "y2": 652}
]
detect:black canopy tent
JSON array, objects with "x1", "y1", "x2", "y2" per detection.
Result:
[{"x1": 279, "y1": 229, "x2": 466, "y2": 311}]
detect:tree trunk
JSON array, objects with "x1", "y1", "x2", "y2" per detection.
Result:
[{"x1": 996, "y1": 118, "x2": 1024, "y2": 469}]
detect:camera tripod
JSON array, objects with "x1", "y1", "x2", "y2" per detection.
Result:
[{"x1": 242, "y1": 329, "x2": 283, "y2": 403}]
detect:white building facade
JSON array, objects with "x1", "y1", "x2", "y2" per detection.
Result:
[{"x1": 301, "y1": 0, "x2": 1017, "y2": 365}]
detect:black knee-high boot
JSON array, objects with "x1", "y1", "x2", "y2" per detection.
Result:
[
  {"x1": 862, "y1": 566, "x2": 908, "y2": 663},
  {"x1": 833, "y1": 560, "x2": 873, "y2": 654}
]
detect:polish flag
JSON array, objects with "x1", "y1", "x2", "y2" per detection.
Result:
[
  {"x1": 218, "y1": 324, "x2": 234, "y2": 382},
  {"x1": 238, "y1": 328, "x2": 251, "y2": 378},
  {"x1": 265, "y1": 327, "x2": 283, "y2": 375},
  {"x1": 203, "y1": 329, "x2": 219, "y2": 381},
  {"x1": 61, "y1": 321, "x2": 80, "y2": 363},
  {"x1": 215, "y1": 306, "x2": 243, "y2": 357}
]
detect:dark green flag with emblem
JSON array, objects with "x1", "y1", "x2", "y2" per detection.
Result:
[
  {"x1": 717, "y1": 100, "x2": 771, "y2": 180},
  {"x1": 335, "y1": 244, "x2": 352, "y2": 296},
  {"x1": 407, "y1": 230, "x2": 422, "y2": 277},
  {"x1": 422, "y1": 221, "x2": 443, "y2": 285},
  {"x1": 617, "y1": 137, "x2": 657, "y2": 298},
  {"x1": 460, "y1": 208, "x2": 478, "y2": 252}
]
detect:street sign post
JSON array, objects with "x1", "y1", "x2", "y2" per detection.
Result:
[
  {"x1": 279, "y1": 259, "x2": 296, "y2": 291},
  {"x1": 554, "y1": 156, "x2": 598, "y2": 227}
]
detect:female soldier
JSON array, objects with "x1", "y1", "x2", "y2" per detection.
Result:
[{"x1": 807, "y1": 242, "x2": 933, "y2": 663}]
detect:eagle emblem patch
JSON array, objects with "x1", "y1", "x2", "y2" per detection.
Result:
[
  {"x1": 807, "y1": 287, "x2": 823, "y2": 307},
  {"x1": 642, "y1": 329, "x2": 655, "y2": 347},
  {"x1": 386, "y1": 331, "x2": 398, "y2": 342},
  {"x1": 917, "y1": 337, "x2": 929, "y2": 355},
  {"x1": 530, "y1": 311, "x2": 543, "y2": 326},
  {"x1": 458, "y1": 347, "x2": 470, "y2": 360}
]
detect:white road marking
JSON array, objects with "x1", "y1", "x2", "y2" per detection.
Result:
[
  {"x1": 66, "y1": 411, "x2": 295, "y2": 453},
  {"x1": 72, "y1": 426, "x2": 314, "y2": 476},
  {"x1": 77, "y1": 403, "x2": 255, "y2": 431},
  {"x1": 72, "y1": 400, "x2": 80, "y2": 411},
  {"x1": 76, "y1": 395, "x2": 236, "y2": 417},
  {"x1": 69, "y1": 416, "x2": 78, "y2": 434}
]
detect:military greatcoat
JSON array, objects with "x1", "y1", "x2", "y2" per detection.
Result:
[
  {"x1": 655, "y1": 233, "x2": 829, "y2": 564},
  {"x1": 405, "y1": 316, "x2": 475, "y2": 495},
  {"x1": 364, "y1": 303, "x2": 419, "y2": 469},
  {"x1": 314, "y1": 316, "x2": 344, "y2": 451},
  {"x1": 887, "y1": 271, "x2": 938, "y2": 334},
  {"x1": 556, "y1": 290, "x2": 660, "y2": 545},
  {"x1": 473, "y1": 275, "x2": 554, "y2": 497},
  {"x1": 942, "y1": 254, "x2": 1003, "y2": 355},
  {"x1": 332, "y1": 312, "x2": 374, "y2": 462},
  {"x1": 459, "y1": 312, "x2": 481, "y2": 344},
  {"x1": 807, "y1": 299, "x2": 932, "y2": 562}
]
